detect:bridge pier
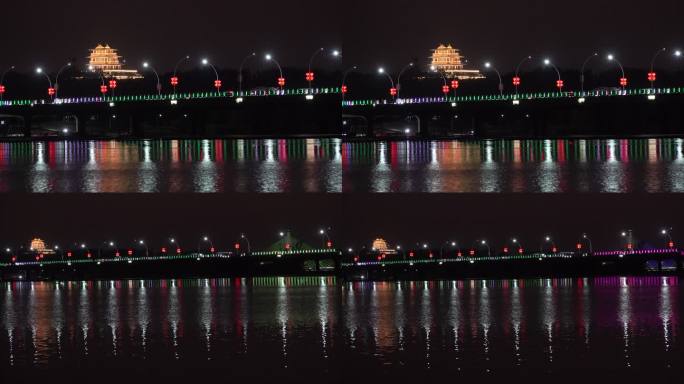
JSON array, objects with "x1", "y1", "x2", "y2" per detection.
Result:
[
  {"x1": 22, "y1": 114, "x2": 32, "y2": 137},
  {"x1": 76, "y1": 114, "x2": 89, "y2": 137}
]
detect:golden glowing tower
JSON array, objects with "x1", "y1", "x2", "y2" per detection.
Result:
[
  {"x1": 29, "y1": 238, "x2": 46, "y2": 253},
  {"x1": 87, "y1": 44, "x2": 142, "y2": 80},
  {"x1": 430, "y1": 44, "x2": 484, "y2": 80}
]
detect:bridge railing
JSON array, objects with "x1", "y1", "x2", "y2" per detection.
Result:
[
  {"x1": 342, "y1": 87, "x2": 684, "y2": 107},
  {"x1": 0, "y1": 87, "x2": 342, "y2": 108}
]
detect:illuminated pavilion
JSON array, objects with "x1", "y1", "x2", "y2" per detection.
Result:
[
  {"x1": 430, "y1": 44, "x2": 484, "y2": 80},
  {"x1": 87, "y1": 44, "x2": 142, "y2": 80}
]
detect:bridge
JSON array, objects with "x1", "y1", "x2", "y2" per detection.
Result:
[
  {"x1": 0, "y1": 87, "x2": 341, "y2": 137},
  {"x1": 342, "y1": 87, "x2": 684, "y2": 137},
  {"x1": 1, "y1": 246, "x2": 681, "y2": 281}
]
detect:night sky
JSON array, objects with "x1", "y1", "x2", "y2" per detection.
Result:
[
  {"x1": 343, "y1": 0, "x2": 684, "y2": 74},
  {"x1": 2, "y1": 194, "x2": 683, "y2": 253},
  {"x1": 1, "y1": 0, "x2": 341, "y2": 72}
]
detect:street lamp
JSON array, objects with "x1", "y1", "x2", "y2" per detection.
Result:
[
  {"x1": 341, "y1": 65, "x2": 357, "y2": 101},
  {"x1": 137, "y1": 239, "x2": 149, "y2": 257},
  {"x1": 543, "y1": 58, "x2": 564, "y2": 92},
  {"x1": 661, "y1": 227, "x2": 674, "y2": 248},
  {"x1": 0, "y1": 66, "x2": 15, "y2": 100},
  {"x1": 265, "y1": 53, "x2": 285, "y2": 90},
  {"x1": 607, "y1": 54, "x2": 627, "y2": 90},
  {"x1": 54, "y1": 62, "x2": 72, "y2": 98},
  {"x1": 36, "y1": 67, "x2": 55, "y2": 99},
  {"x1": 142, "y1": 62, "x2": 162, "y2": 96},
  {"x1": 484, "y1": 62, "x2": 503, "y2": 96},
  {"x1": 513, "y1": 55, "x2": 532, "y2": 96},
  {"x1": 580, "y1": 52, "x2": 599, "y2": 93},
  {"x1": 198, "y1": 235, "x2": 215, "y2": 254},
  {"x1": 620, "y1": 230, "x2": 634, "y2": 251},
  {"x1": 540, "y1": 236, "x2": 557, "y2": 254},
  {"x1": 168, "y1": 237, "x2": 183, "y2": 254},
  {"x1": 201, "y1": 58, "x2": 222, "y2": 92},
  {"x1": 648, "y1": 48, "x2": 667, "y2": 89},
  {"x1": 577, "y1": 233, "x2": 593, "y2": 255},
  {"x1": 431, "y1": 65, "x2": 451, "y2": 100},
  {"x1": 237, "y1": 52, "x2": 256, "y2": 95},
  {"x1": 377, "y1": 67, "x2": 397, "y2": 100},
  {"x1": 171, "y1": 55, "x2": 190, "y2": 95},
  {"x1": 395, "y1": 62, "x2": 414, "y2": 99},
  {"x1": 235, "y1": 233, "x2": 251, "y2": 255},
  {"x1": 319, "y1": 227, "x2": 333, "y2": 248}
]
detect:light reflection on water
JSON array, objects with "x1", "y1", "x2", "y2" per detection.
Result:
[
  {"x1": 0, "y1": 276, "x2": 681, "y2": 378},
  {"x1": 343, "y1": 138, "x2": 684, "y2": 192},
  {"x1": 0, "y1": 139, "x2": 342, "y2": 193}
]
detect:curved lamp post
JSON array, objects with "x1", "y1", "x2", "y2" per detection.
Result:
[
  {"x1": 54, "y1": 62, "x2": 72, "y2": 98},
  {"x1": 540, "y1": 235, "x2": 557, "y2": 254},
  {"x1": 395, "y1": 62, "x2": 414, "y2": 99},
  {"x1": 431, "y1": 65, "x2": 451, "y2": 101},
  {"x1": 0, "y1": 66, "x2": 15, "y2": 101},
  {"x1": 620, "y1": 230, "x2": 634, "y2": 251},
  {"x1": 341, "y1": 65, "x2": 357, "y2": 101},
  {"x1": 543, "y1": 58, "x2": 563, "y2": 91},
  {"x1": 577, "y1": 233, "x2": 593, "y2": 254},
  {"x1": 238, "y1": 52, "x2": 256, "y2": 94},
  {"x1": 661, "y1": 227, "x2": 674, "y2": 248},
  {"x1": 171, "y1": 55, "x2": 190, "y2": 95},
  {"x1": 236, "y1": 233, "x2": 251, "y2": 254},
  {"x1": 142, "y1": 62, "x2": 162, "y2": 96},
  {"x1": 580, "y1": 52, "x2": 599, "y2": 93},
  {"x1": 377, "y1": 67, "x2": 396, "y2": 100},
  {"x1": 35, "y1": 67, "x2": 55, "y2": 100},
  {"x1": 169, "y1": 237, "x2": 182, "y2": 254},
  {"x1": 198, "y1": 235, "x2": 215, "y2": 254},
  {"x1": 648, "y1": 48, "x2": 667, "y2": 89},
  {"x1": 319, "y1": 227, "x2": 333, "y2": 248},
  {"x1": 484, "y1": 62, "x2": 503, "y2": 96},
  {"x1": 201, "y1": 58, "x2": 221, "y2": 92},
  {"x1": 513, "y1": 55, "x2": 532, "y2": 95},
  {"x1": 265, "y1": 53, "x2": 285, "y2": 90},
  {"x1": 607, "y1": 54, "x2": 627, "y2": 90}
]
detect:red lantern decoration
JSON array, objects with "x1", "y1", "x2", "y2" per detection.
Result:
[
  {"x1": 176, "y1": 248, "x2": 181, "y2": 254},
  {"x1": 326, "y1": 241, "x2": 333, "y2": 248},
  {"x1": 409, "y1": 251, "x2": 415, "y2": 258},
  {"x1": 11, "y1": 256, "x2": 17, "y2": 263},
  {"x1": 108, "y1": 79, "x2": 117, "y2": 89},
  {"x1": 377, "y1": 255, "x2": 382, "y2": 261},
  {"x1": 503, "y1": 247, "x2": 509, "y2": 254},
  {"x1": 210, "y1": 247, "x2": 215, "y2": 253},
  {"x1": 442, "y1": 85, "x2": 450, "y2": 94},
  {"x1": 469, "y1": 249, "x2": 475, "y2": 256},
  {"x1": 556, "y1": 79, "x2": 564, "y2": 90},
  {"x1": 457, "y1": 251, "x2": 462, "y2": 257},
  {"x1": 214, "y1": 79, "x2": 222, "y2": 90},
  {"x1": 512, "y1": 76, "x2": 521, "y2": 86},
  {"x1": 647, "y1": 72, "x2": 656, "y2": 82},
  {"x1": 450, "y1": 80, "x2": 459, "y2": 89},
  {"x1": 170, "y1": 76, "x2": 179, "y2": 86},
  {"x1": 48, "y1": 87, "x2": 55, "y2": 96},
  {"x1": 127, "y1": 249, "x2": 133, "y2": 256},
  {"x1": 67, "y1": 251, "x2": 72, "y2": 258},
  {"x1": 668, "y1": 241, "x2": 674, "y2": 248},
  {"x1": 627, "y1": 243, "x2": 633, "y2": 250},
  {"x1": 552, "y1": 247, "x2": 557, "y2": 253},
  {"x1": 115, "y1": 251, "x2": 120, "y2": 257},
  {"x1": 576, "y1": 243, "x2": 582, "y2": 250},
  {"x1": 161, "y1": 247, "x2": 167, "y2": 253},
  {"x1": 100, "y1": 85, "x2": 108, "y2": 94},
  {"x1": 0, "y1": 85, "x2": 6, "y2": 94},
  {"x1": 620, "y1": 77, "x2": 628, "y2": 87},
  {"x1": 389, "y1": 87, "x2": 397, "y2": 97},
  {"x1": 353, "y1": 256, "x2": 359, "y2": 262},
  {"x1": 518, "y1": 248, "x2": 524, "y2": 254},
  {"x1": 234, "y1": 243, "x2": 240, "y2": 250},
  {"x1": 305, "y1": 72, "x2": 314, "y2": 82},
  {"x1": 341, "y1": 85, "x2": 348, "y2": 94},
  {"x1": 86, "y1": 252, "x2": 92, "y2": 258},
  {"x1": 278, "y1": 77, "x2": 286, "y2": 88}
]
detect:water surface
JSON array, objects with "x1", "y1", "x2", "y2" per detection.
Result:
[
  {"x1": 1, "y1": 276, "x2": 681, "y2": 380},
  {"x1": 343, "y1": 138, "x2": 684, "y2": 192},
  {"x1": 0, "y1": 139, "x2": 342, "y2": 193}
]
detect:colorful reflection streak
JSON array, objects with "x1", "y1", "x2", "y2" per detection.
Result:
[
  {"x1": 0, "y1": 139, "x2": 342, "y2": 193},
  {"x1": 0, "y1": 276, "x2": 681, "y2": 379},
  {"x1": 342, "y1": 138, "x2": 684, "y2": 192}
]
